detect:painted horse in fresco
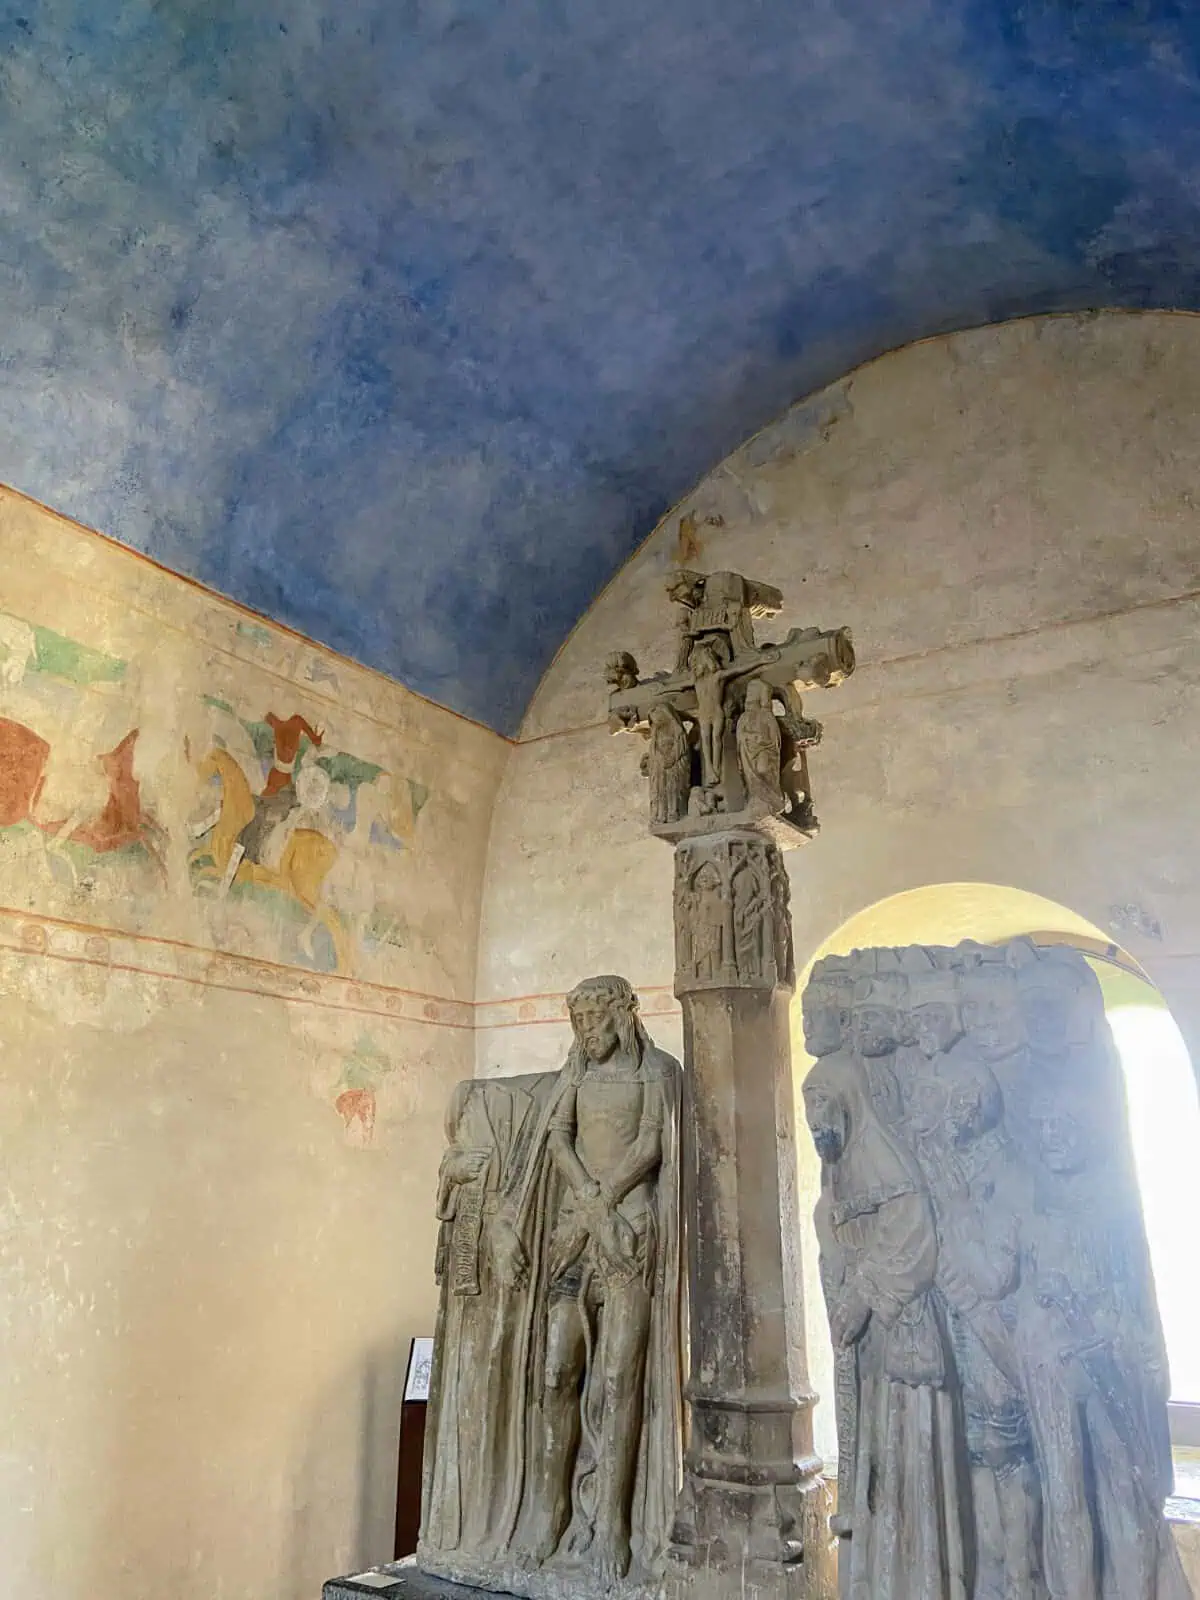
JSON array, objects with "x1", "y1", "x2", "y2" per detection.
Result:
[{"x1": 190, "y1": 744, "x2": 351, "y2": 972}]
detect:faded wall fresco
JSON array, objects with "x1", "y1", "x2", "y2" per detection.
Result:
[
  {"x1": 0, "y1": 485, "x2": 508, "y2": 1600},
  {"x1": 0, "y1": 525, "x2": 480, "y2": 994}
]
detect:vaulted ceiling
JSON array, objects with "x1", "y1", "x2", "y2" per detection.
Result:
[{"x1": 3, "y1": 2, "x2": 1200, "y2": 731}]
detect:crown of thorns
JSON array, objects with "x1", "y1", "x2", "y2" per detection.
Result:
[{"x1": 566, "y1": 975, "x2": 638, "y2": 1013}]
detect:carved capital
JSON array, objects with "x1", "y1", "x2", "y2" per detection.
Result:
[{"x1": 674, "y1": 829, "x2": 794, "y2": 996}]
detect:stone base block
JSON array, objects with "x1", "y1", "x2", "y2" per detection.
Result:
[
  {"x1": 325, "y1": 1542, "x2": 837, "y2": 1600},
  {"x1": 664, "y1": 1557, "x2": 829, "y2": 1600},
  {"x1": 323, "y1": 1561, "x2": 482, "y2": 1600},
  {"x1": 668, "y1": 1474, "x2": 837, "y2": 1600},
  {"x1": 324, "y1": 1555, "x2": 838, "y2": 1600},
  {"x1": 417, "y1": 1548, "x2": 659, "y2": 1600}
]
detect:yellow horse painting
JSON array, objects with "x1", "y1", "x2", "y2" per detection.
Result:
[{"x1": 192, "y1": 747, "x2": 352, "y2": 972}]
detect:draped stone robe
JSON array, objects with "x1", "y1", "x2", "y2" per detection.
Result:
[
  {"x1": 810, "y1": 1049, "x2": 970, "y2": 1600},
  {"x1": 421, "y1": 1073, "x2": 556, "y2": 1557}
]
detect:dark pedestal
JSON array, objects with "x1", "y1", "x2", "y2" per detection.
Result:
[
  {"x1": 324, "y1": 1563, "x2": 489, "y2": 1600},
  {"x1": 394, "y1": 1398, "x2": 428, "y2": 1558}
]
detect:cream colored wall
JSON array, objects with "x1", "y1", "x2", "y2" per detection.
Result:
[
  {"x1": 0, "y1": 487, "x2": 508, "y2": 1600},
  {"x1": 477, "y1": 310, "x2": 1200, "y2": 1462}
]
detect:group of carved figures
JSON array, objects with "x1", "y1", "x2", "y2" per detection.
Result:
[
  {"x1": 802, "y1": 939, "x2": 1191, "y2": 1600},
  {"x1": 673, "y1": 830, "x2": 794, "y2": 993},
  {"x1": 639, "y1": 674, "x2": 805, "y2": 828},
  {"x1": 419, "y1": 977, "x2": 682, "y2": 1600},
  {"x1": 607, "y1": 569, "x2": 853, "y2": 837}
]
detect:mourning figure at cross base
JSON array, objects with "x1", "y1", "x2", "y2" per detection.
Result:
[
  {"x1": 641, "y1": 702, "x2": 691, "y2": 826},
  {"x1": 736, "y1": 678, "x2": 785, "y2": 812},
  {"x1": 419, "y1": 976, "x2": 683, "y2": 1600},
  {"x1": 801, "y1": 939, "x2": 1192, "y2": 1600}
]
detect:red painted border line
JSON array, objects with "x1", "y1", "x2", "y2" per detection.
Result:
[
  {"x1": 0, "y1": 900, "x2": 470, "y2": 1008},
  {"x1": 0, "y1": 939, "x2": 476, "y2": 1028},
  {"x1": 0, "y1": 901, "x2": 678, "y2": 1020},
  {"x1": 475, "y1": 1005, "x2": 682, "y2": 1031}
]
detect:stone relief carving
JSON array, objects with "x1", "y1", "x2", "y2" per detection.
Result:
[
  {"x1": 801, "y1": 939, "x2": 1192, "y2": 1600},
  {"x1": 736, "y1": 677, "x2": 785, "y2": 812},
  {"x1": 673, "y1": 832, "x2": 794, "y2": 994},
  {"x1": 642, "y1": 703, "x2": 692, "y2": 827},
  {"x1": 607, "y1": 568, "x2": 854, "y2": 844},
  {"x1": 419, "y1": 976, "x2": 683, "y2": 1600}
]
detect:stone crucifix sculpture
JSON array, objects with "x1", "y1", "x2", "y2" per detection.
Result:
[
  {"x1": 606, "y1": 568, "x2": 854, "y2": 843},
  {"x1": 607, "y1": 569, "x2": 854, "y2": 1600}
]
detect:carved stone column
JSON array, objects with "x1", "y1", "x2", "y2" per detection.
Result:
[
  {"x1": 668, "y1": 829, "x2": 835, "y2": 1600},
  {"x1": 607, "y1": 567, "x2": 851, "y2": 1600}
]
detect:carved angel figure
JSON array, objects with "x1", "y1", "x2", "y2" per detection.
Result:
[{"x1": 605, "y1": 651, "x2": 640, "y2": 693}]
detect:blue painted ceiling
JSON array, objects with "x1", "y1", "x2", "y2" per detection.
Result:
[{"x1": 3, "y1": 2, "x2": 1200, "y2": 731}]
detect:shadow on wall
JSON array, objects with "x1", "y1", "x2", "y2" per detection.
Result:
[
  {"x1": 284, "y1": 1340, "x2": 408, "y2": 1596},
  {"x1": 789, "y1": 881, "x2": 1200, "y2": 1466}
]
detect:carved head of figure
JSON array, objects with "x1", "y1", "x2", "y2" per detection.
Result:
[
  {"x1": 689, "y1": 637, "x2": 725, "y2": 679},
  {"x1": 1015, "y1": 948, "x2": 1096, "y2": 1058},
  {"x1": 744, "y1": 678, "x2": 772, "y2": 713},
  {"x1": 944, "y1": 1060, "x2": 1004, "y2": 1148},
  {"x1": 1029, "y1": 1091, "x2": 1089, "y2": 1175},
  {"x1": 566, "y1": 974, "x2": 647, "y2": 1067},
  {"x1": 958, "y1": 955, "x2": 1025, "y2": 1065},
  {"x1": 649, "y1": 702, "x2": 684, "y2": 746},
  {"x1": 906, "y1": 1071, "x2": 950, "y2": 1140},
  {"x1": 851, "y1": 973, "x2": 907, "y2": 1058},
  {"x1": 803, "y1": 1072, "x2": 848, "y2": 1164},
  {"x1": 692, "y1": 860, "x2": 722, "y2": 900},
  {"x1": 909, "y1": 968, "x2": 964, "y2": 1059},
  {"x1": 802, "y1": 962, "x2": 854, "y2": 1058},
  {"x1": 604, "y1": 650, "x2": 640, "y2": 692},
  {"x1": 802, "y1": 982, "x2": 842, "y2": 1059}
]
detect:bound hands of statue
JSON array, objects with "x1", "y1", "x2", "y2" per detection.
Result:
[
  {"x1": 491, "y1": 1213, "x2": 530, "y2": 1291},
  {"x1": 829, "y1": 1288, "x2": 871, "y2": 1350},
  {"x1": 582, "y1": 1183, "x2": 639, "y2": 1276}
]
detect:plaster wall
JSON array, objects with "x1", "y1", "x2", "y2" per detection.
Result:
[
  {"x1": 476, "y1": 310, "x2": 1200, "y2": 1464},
  {"x1": 0, "y1": 488, "x2": 508, "y2": 1600}
]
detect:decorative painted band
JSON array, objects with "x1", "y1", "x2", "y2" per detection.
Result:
[
  {"x1": 473, "y1": 985, "x2": 680, "y2": 1031},
  {"x1": 0, "y1": 904, "x2": 474, "y2": 1028},
  {"x1": 0, "y1": 903, "x2": 679, "y2": 1030}
]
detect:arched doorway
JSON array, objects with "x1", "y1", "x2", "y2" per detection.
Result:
[{"x1": 791, "y1": 882, "x2": 1200, "y2": 1489}]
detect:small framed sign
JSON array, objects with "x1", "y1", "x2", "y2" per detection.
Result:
[{"x1": 404, "y1": 1337, "x2": 434, "y2": 1402}]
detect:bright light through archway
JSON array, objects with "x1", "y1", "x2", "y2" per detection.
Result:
[{"x1": 1107, "y1": 1004, "x2": 1200, "y2": 1404}]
